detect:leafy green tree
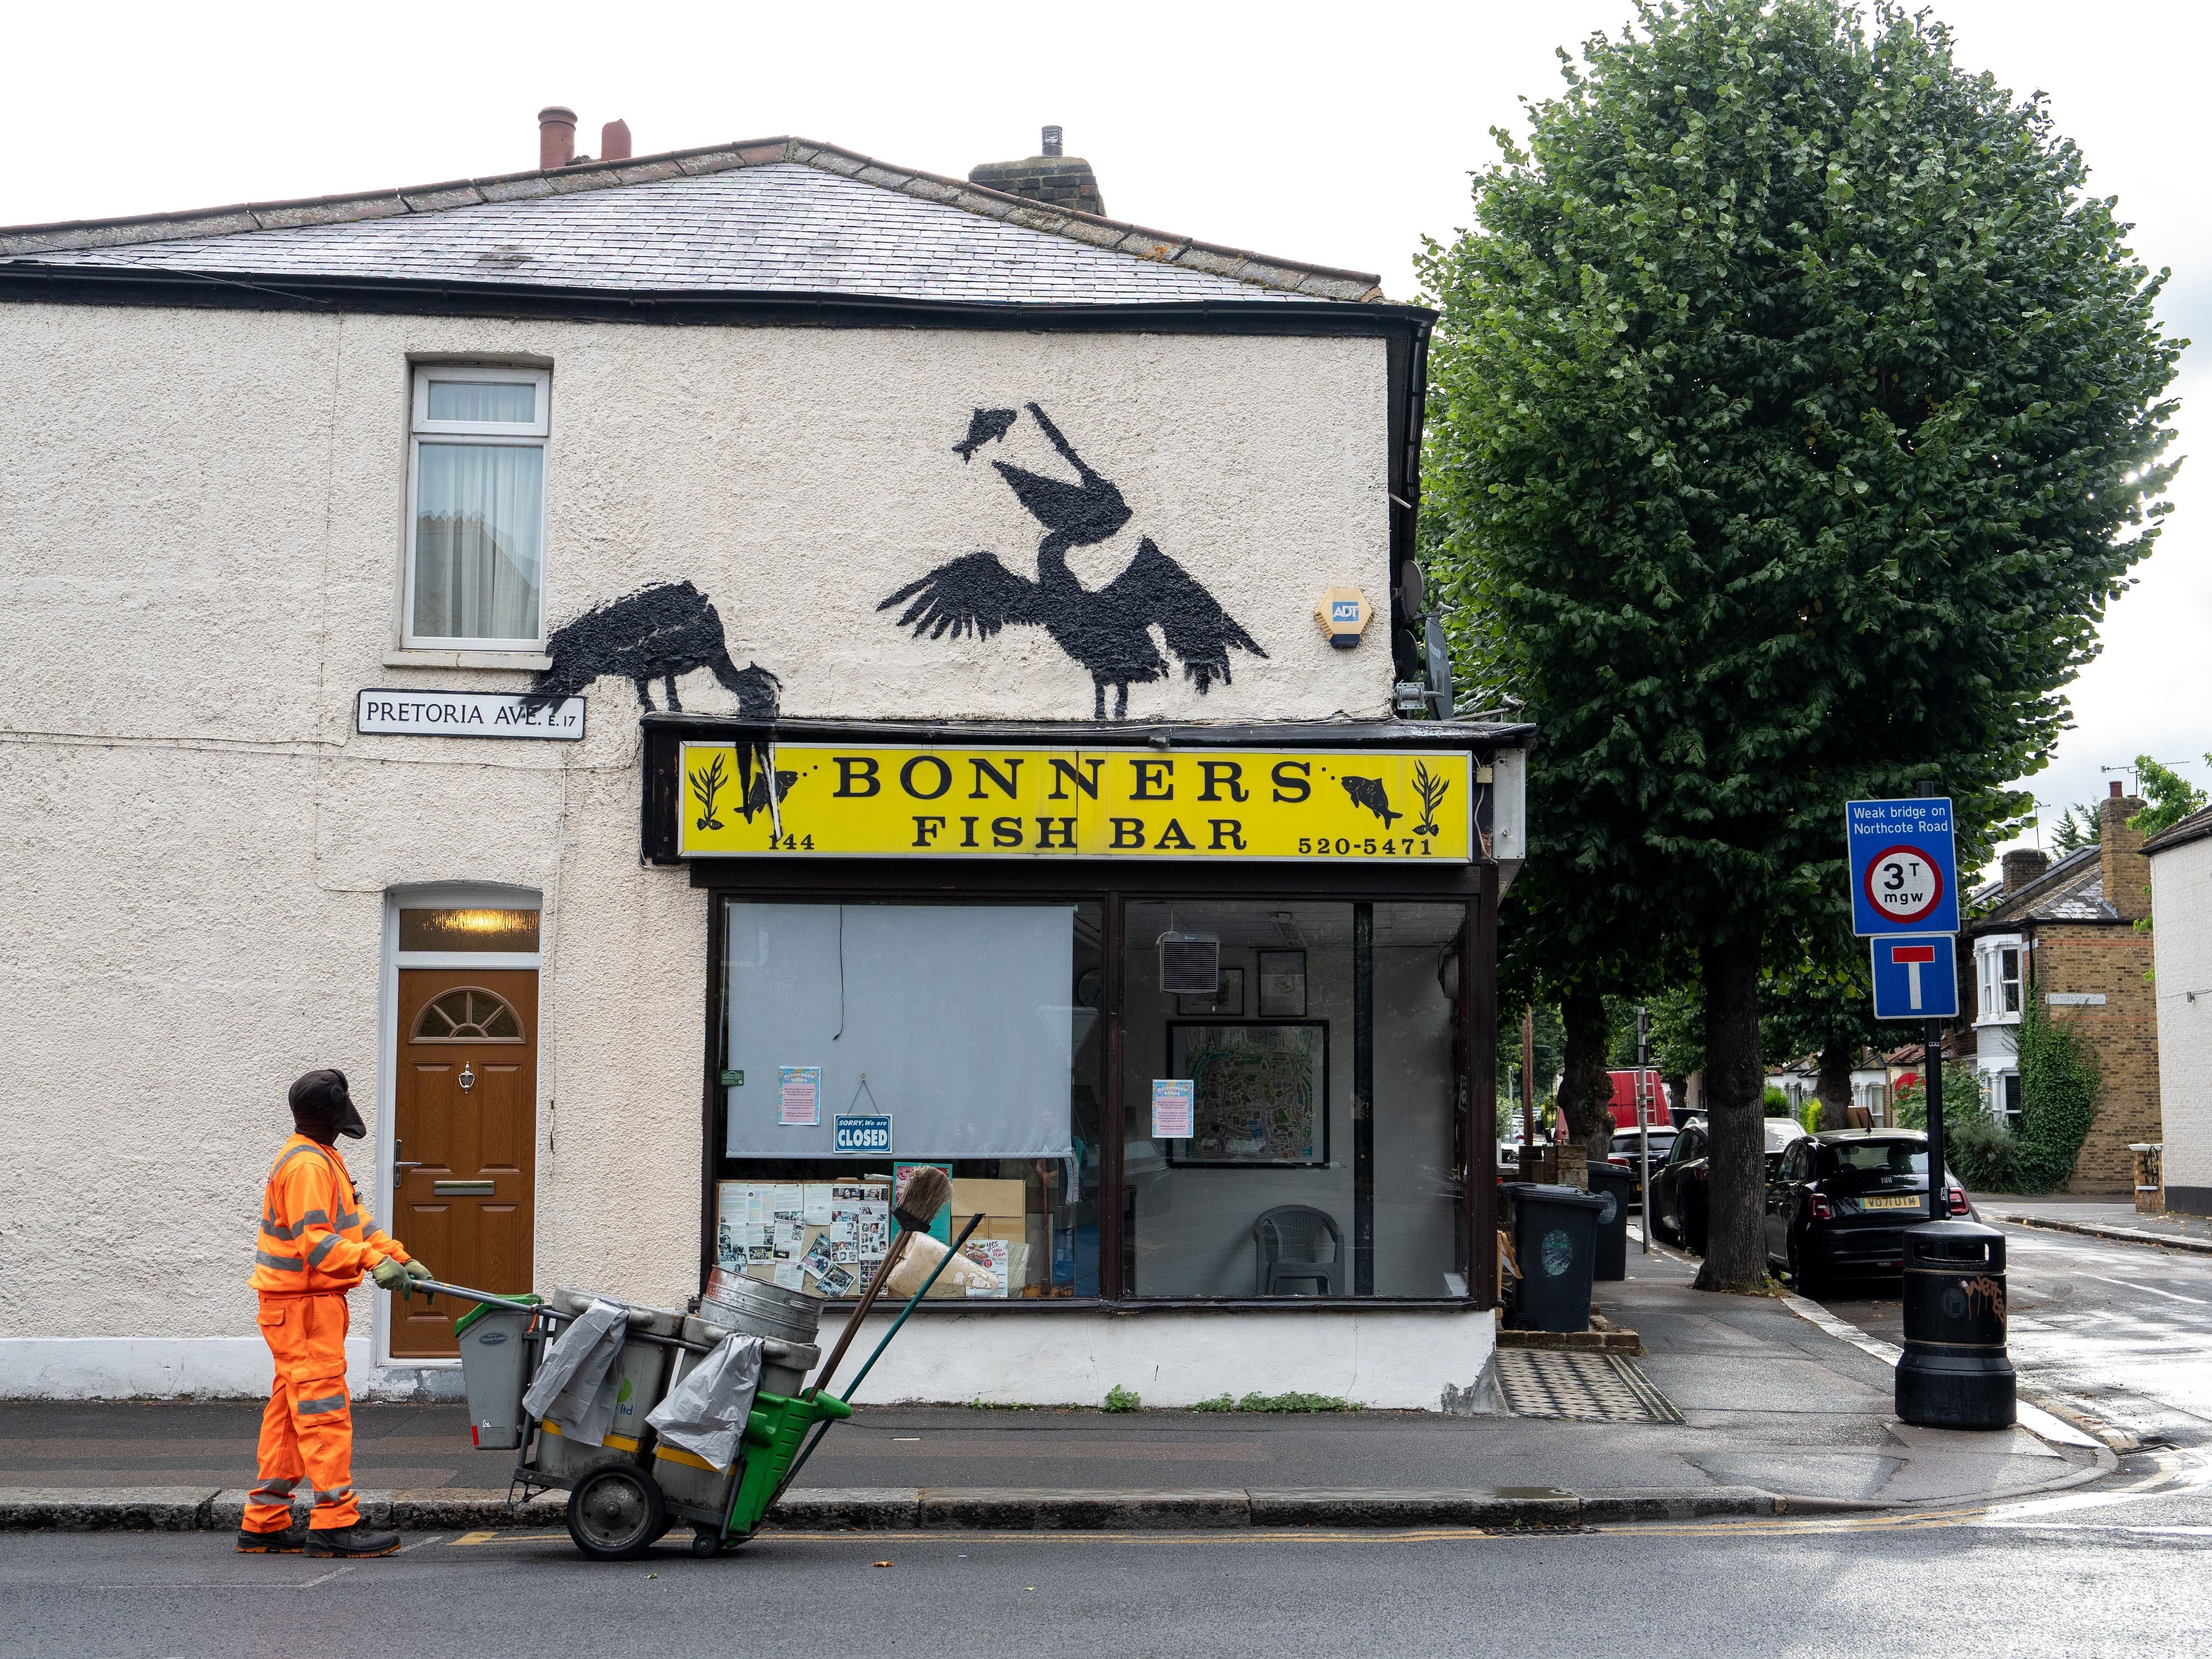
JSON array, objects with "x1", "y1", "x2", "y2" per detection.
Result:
[
  {"x1": 2051, "y1": 804, "x2": 2100, "y2": 853},
  {"x1": 2129, "y1": 754, "x2": 2208, "y2": 837},
  {"x1": 1420, "y1": 0, "x2": 2179, "y2": 1291}
]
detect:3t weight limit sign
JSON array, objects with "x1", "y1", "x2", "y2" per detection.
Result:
[
  {"x1": 1845, "y1": 798, "x2": 1961, "y2": 937},
  {"x1": 1861, "y1": 843, "x2": 1947, "y2": 926}
]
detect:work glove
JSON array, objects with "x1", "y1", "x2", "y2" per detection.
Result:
[
  {"x1": 403, "y1": 1260, "x2": 434, "y2": 1285},
  {"x1": 370, "y1": 1258, "x2": 411, "y2": 1292}
]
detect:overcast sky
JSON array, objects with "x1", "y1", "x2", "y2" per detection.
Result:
[{"x1": 10, "y1": 1, "x2": 2204, "y2": 864}]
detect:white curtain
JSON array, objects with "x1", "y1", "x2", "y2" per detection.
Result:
[{"x1": 412, "y1": 442, "x2": 544, "y2": 641}]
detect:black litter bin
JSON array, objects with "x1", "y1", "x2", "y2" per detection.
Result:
[
  {"x1": 1502, "y1": 1182, "x2": 1606, "y2": 1332},
  {"x1": 1583, "y1": 1162, "x2": 1633, "y2": 1282},
  {"x1": 1896, "y1": 1219, "x2": 2015, "y2": 1429}
]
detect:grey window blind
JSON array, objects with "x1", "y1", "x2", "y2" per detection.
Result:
[{"x1": 724, "y1": 902, "x2": 1075, "y2": 1160}]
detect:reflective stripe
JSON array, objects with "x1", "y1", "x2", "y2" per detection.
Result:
[
  {"x1": 250, "y1": 1478, "x2": 300, "y2": 1498},
  {"x1": 269, "y1": 1144, "x2": 323, "y2": 1180},
  {"x1": 261, "y1": 1208, "x2": 330, "y2": 1242},
  {"x1": 305, "y1": 1233, "x2": 343, "y2": 1267},
  {"x1": 255, "y1": 1249, "x2": 305, "y2": 1273},
  {"x1": 333, "y1": 1210, "x2": 360, "y2": 1231},
  {"x1": 313, "y1": 1486, "x2": 353, "y2": 1502},
  {"x1": 296, "y1": 1392, "x2": 349, "y2": 1416}
]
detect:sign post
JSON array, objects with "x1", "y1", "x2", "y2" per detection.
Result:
[
  {"x1": 1635, "y1": 1004, "x2": 1651, "y2": 1256},
  {"x1": 1847, "y1": 796, "x2": 1961, "y2": 1224}
]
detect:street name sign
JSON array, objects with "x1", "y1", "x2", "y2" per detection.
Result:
[
  {"x1": 1870, "y1": 934, "x2": 1960, "y2": 1020},
  {"x1": 1845, "y1": 797, "x2": 1960, "y2": 936}
]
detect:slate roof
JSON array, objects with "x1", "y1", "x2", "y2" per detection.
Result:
[
  {"x1": 2144, "y1": 802, "x2": 2212, "y2": 859},
  {"x1": 0, "y1": 136, "x2": 1385, "y2": 307},
  {"x1": 1972, "y1": 845, "x2": 2117, "y2": 929}
]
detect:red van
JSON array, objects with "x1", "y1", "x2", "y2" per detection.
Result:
[{"x1": 1607, "y1": 1069, "x2": 1671, "y2": 1129}]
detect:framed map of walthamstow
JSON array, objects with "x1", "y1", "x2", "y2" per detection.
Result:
[{"x1": 1165, "y1": 1022, "x2": 1329, "y2": 1167}]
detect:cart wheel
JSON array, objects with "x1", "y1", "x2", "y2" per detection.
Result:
[
  {"x1": 565, "y1": 1466, "x2": 665, "y2": 1561},
  {"x1": 691, "y1": 1527, "x2": 723, "y2": 1558}
]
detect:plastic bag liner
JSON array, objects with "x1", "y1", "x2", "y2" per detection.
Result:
[
  {"x1": 521, "y1": 1298, "x2": 628, "y2": 1446},
  {"x1": 645, "y1": 1334, "x2": 764, "y2": 1471}
]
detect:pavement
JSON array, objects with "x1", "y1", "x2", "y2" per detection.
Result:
[
  {"x1": 0, "y1": 1235, "x2": 2113, "y2": 1533},
  {"x1": 1977, "y1": 1192, "x2": 2212, "y2": 1253}
]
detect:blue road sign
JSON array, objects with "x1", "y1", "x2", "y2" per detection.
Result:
[
  {"x1": 833, "y1": 1114, "x2": 893, "y2": 1156},
  {"x1": 1870, "y1": 934, "x2": 1960, "y2": 1021},
  {"x1": 1846, "y1": 798, "x2": 1960, "y2": 936}
]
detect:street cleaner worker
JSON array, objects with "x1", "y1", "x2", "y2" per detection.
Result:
[{"x1": 238, "y1": 1069, "x2": 432, "y2": 1556}]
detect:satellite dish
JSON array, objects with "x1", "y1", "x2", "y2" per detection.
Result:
[
  {"x1": 1424, "y1": 614, "x2": 1453, "y2": 720},
  {"x1": 1400, "y1": 561, "x2": 1426, "y2": 618}
]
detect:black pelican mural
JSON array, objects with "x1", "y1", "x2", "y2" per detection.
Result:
[
  {"x1": 878, "y1": 404, "x2": 1265, "y2": 719},
  {"x1": 520, "y1": 580, "x2": 780, "y2": 717}
]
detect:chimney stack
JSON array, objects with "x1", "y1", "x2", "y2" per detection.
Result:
[
  {"x1": 968, "y1": 125, "x2": 1106, "y2": 217},
  {"x1": 2099, "y1": 790, "x2": 2150, "y2": 921},
  {"x1": 601, "y1": 119, "x2": 632, "y2": 163},
  {"x1": 538, "y1": 106, "x2": 578, "y2": 170},
  {"x1": 2001, "y1": 848, "x2": 2049, "y2": 894}
]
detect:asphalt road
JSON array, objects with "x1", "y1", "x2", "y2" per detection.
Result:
[{"x1": 8, "y1": 1472, "x2": 2208, "y2": 1659}]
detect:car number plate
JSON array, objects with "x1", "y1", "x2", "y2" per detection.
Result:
[{"x1": 1862, "y1": 1194, "x2": 1922, "y2": 1210}]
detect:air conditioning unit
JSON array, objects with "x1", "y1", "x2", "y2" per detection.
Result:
[{"x1": 1156, "y1": 933, "x2": 1221, "y2": 996}]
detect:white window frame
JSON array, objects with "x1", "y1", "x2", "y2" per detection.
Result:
[
  {"x1": 402, "y1": 365, "x2": 552, "y2": 652},
  {"x1": 1974, "y1": 933, "x2": 2024, "y2": 1026}
]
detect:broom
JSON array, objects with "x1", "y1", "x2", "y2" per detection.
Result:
[{"x1": 804, "y1": 1164, "x2": 952, "y2": 1401}]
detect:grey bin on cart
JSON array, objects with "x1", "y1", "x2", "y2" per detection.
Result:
[
  {"x1": 1502, "y1": 1183, "x2": 1606, "y2": 1333},
  {"x1": 454, "y1": 1295, "x2": 542, "y2": 1451},
  {"x1": 1897, "y1": 1220, "x2": 2015, "y2": 1430},
  {"x1": 702, "y1": 1268, "x2": 823, "y2": 1346},
  {"x1": 536, "y1": 1290, "x2": 684, "y2": 1481},
  {"x1": 653, "y1": 1319, "x2": 822, "y2": 1518},
  {"x1": 1583, "y1": 1163, "x2": 1634, "y2": 1282}
]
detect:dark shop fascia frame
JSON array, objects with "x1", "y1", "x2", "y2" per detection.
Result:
[{"x1": 642, "y1": 713, "x2": 1534, "y2": 1316}]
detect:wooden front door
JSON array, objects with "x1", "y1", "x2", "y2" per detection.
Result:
[{"x1": 392, "y1": 968, "x2": 538, "y2": 1358}]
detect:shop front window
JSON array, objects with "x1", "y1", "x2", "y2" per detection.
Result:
[
  {"x1": 1121, "y1": 900, "x2": 1466, "y2": 1299},
  {"x1": 718, "y1": 899, "x2": 1102, "y2": 1298}
]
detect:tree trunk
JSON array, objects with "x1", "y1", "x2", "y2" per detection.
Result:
[
  {"x1": 1815, "y1": 1039, "x2": 1855, "y2": 1132},
  {"x1": 1555, "y1": 990, "x2": 1614, "y2": 1188},
  {"x1": 1694, "y1": 929, "x2": 1767, "y2": 1293}
]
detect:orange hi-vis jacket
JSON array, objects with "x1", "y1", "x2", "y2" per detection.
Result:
[{"x1": 250, "y1": 1133, "x2": 411, "y2": 1295}]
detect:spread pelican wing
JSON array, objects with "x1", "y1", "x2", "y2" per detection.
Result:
[
  {"x1": 1101, "y1": 538, "x2": 1267, "y2": 693},
  {"x1": 878, "y1": 551, "x2": 1041, "y2": 641}
]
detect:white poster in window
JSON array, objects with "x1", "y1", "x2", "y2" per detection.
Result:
[
  {"x1": 1152, "y1": 1079, "x2": 1194, "y2": 1140},
  {"x1": 779, "y1": 1066, "x2": 821, "y2": 1126}
]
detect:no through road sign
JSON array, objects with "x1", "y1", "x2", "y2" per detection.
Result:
[
  {"x1": 1870, "y1": 934, "x2": 1960, "y2": 1021},
  {"x1": 1846, "y1": 798, "x2": 1960, "y2": 937}
]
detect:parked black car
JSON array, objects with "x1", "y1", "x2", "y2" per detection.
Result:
[
  {"x1": 1764, "y1": 1130, "x2": 1969, "y2": 1297},
  {"x1": 1605, "y1": 1128, "x2": 1678, "y2": 1210},
  {"x1": 1647, "y1": 1116, "x2": 1809, "y2": 1253}
]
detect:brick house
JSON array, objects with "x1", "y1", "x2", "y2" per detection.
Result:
[
  {"x1": 1965, "y1": 785, "x2": 2158, "y2": 1194},
  {"x1": 2143, "y1": 802, "x2": 2212, "y2": 1216}
]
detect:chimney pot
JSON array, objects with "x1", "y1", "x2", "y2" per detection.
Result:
[
  {"x1": 2110, "y1": 780, "x2": 2124, "y2": 797},
  {"x1": 538, "y1": 105, "x2": 577, "y2": 171},
  {"x1": 2001, "y1": 848, "x2": 2050, "y2": 895},
  {"x1": 601, "y1": 119, "x2": 632, "y2": 163},
  {"x1": 1042, "y1": 125, "x2": 1063, "y2": 157}
]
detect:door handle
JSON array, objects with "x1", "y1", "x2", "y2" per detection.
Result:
[{"x1": 394, "y1": 1161, "x2": 424, "y2": 1175}]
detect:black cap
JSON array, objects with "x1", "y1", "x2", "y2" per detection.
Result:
[{"x1": 289, "y1": 1068, "x2": 367, "y2": 1140}]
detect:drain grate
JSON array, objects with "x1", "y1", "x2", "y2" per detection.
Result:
[{"x1": 1494, "y1": 1348, "x2": 1683, "y2": 1424}]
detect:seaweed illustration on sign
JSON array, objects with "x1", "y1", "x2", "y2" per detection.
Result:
[
  {"x1": 521, "y1": 580, "x2": 780, "y2": 716},
  {"x1": 1338, "y1": 776, "x2": 1401, "y2": 828},
  {"x1": 691, "y1": 753, "x2": 730, "y2": 830},
  {"x1": 879, "y1": 403, "x2": 1265, "y2": 718},
  {"x1": 1410, "y1": 762, "x2": 1449, "y2": 838}
]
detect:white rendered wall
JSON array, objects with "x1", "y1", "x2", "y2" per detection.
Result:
[
  {"x1": 2152, "y1": 838, "x2": 2212, "y2": 1203},
  {"x1": 0, "y1": 301, "x2": 1403, "y2": 1395},
  {"x1": 817, "y1": 1307, "x2": 1496, "y2": 1412}
]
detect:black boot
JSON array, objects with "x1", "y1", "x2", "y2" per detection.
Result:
[
  {"x1": 303, "y1": 1524, "x2": 401, "y2": 1558},
  {"x1": 235, "y1": 1515, "x2": 308, "y2": 1553}
]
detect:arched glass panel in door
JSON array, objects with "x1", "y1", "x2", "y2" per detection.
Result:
[{"x1": 411, "y1": 987, "x2": 524, "y2": 1041}]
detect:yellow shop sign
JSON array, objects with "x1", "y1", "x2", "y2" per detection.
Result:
[{"x1": 678, "y1": 744, "x2": 1473, "y2": 862}]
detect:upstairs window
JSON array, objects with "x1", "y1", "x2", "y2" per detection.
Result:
[
  {"x1": 1975, "y1": 937, "x2": 2024, "y2": 1024},
  {"x1": 405, "y1": 366, "x2": 550, "y2": 649}
]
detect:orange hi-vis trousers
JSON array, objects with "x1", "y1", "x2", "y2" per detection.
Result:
[{"x1": 244, "y1": 1292, "x2": 359, "y2": 1533}]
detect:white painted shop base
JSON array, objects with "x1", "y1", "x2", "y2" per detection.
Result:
[{"x1": 2, "y1": 1311, "x2": 1497, "y2": 1411}]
